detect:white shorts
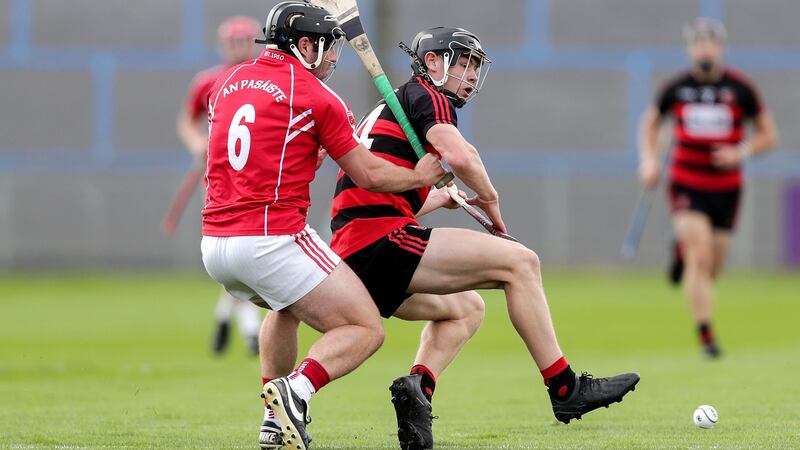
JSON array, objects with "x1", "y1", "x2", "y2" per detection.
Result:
[{"x1": 200, "y1": 225, "x2": 341, "y2": 311}]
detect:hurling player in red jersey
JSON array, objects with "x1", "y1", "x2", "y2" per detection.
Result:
[
  {"x1": 259, "y1": 27, "x2": 640, "y2": 449},
  {"x1": 638, "y1": 18, "x2": 777, "y2": 358},
  {"x1": 199, "y1": 3, "x2": 444, "y2": 449},
  {"x1": 176, "y1": 16, "x2": 262, "y2": 358}
]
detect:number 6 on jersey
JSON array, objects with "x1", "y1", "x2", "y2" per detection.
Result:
[{"x1": 228, "y1": 103, "x2": 256, "y2": 170}]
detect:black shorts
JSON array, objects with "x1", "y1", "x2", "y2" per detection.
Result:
[
  {"x1": 668, "y1": 182, "x2": 741, "y2": 231},
  {"x1": 343, "y1": 224, "x2": 432, "y2": 318}
]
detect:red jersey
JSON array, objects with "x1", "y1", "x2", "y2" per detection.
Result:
[
  {"x1": 656, "y1": 68, "x2": 764, "y2": 191},
  {"x1": 202, "y1": 49, "x2": 359, "y2": 236},
  {"x1": 185, "y1": 65, "x2": 227, "y2": 120},
  {"x1": 330, "y1": 76, "x2": 457, "y2": 259}
]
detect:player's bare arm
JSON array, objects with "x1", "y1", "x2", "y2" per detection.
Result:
[
  {"x1": 711, "y1": 109, "x2": 778, "y2": 168},
  {"x1": 426, "y1": 123, "x2": 506, "y2": 231},
  {"x1": 637, "y1": 105, "x2": 663, "y2": 189},
  {"x1": 336, "y1": 143, "x2": 444, "y2": 192}
]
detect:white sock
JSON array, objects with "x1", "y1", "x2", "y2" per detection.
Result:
[
  {"x1": 287, "y1": 372, "x2": 316, "y2": 403},
  {"x1": 263, "y1": 405, "x2": 279, "y2": 424},
  {"x1": 214, "y1": 291, "x2": 236, "y2": 322}
]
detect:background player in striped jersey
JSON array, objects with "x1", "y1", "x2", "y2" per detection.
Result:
[
  {"x1": 198, "y1": 3, "x2": 446, "y2": 449},
  {"x1": 259, "y1": 26, "x2": 640, "y2": 450},
  {"x1": 638, "y1": 18, "x2": 777, "y2": 357},
  {"x1": 176, "y1": 16, "x2": 262, "y2": 356}
]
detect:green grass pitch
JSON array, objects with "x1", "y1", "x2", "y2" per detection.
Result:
[{"x1": 1, "y1": 270, "x2": 799, "y2": 448}]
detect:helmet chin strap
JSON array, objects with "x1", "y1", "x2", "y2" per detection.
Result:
[
  {"x1": 428, "y1": 52, "x2": 451, "y2": 87},
  {"x1": 289, "y1": 36, "x2": 326, "y2": 70}
]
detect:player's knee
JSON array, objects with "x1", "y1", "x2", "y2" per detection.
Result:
[
  {"x1": 464, "y1": 293, "x2": 485, "y2": 332},
  {"x1": 360, "y1": 317, "x2": 384, "y2": 352},
  {"x1": 510, "y1": 245, "x2": 542, "y2": 279},
  {"x1": 364, "y1": 321, "x2": 385, "y2": 352},
  {"x1": 685, "y1": 247, "x2": 713, "y2": 273}
]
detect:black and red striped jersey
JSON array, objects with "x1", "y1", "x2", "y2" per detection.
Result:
[
  {"x1": 656, "y1": 68, "x2": 764, "y2": 191},
  {"x1": 329, "y1": 76, "x2": 458, "y2": 259}
]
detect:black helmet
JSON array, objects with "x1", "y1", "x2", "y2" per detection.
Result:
[
  {"x1": 403, "y1": 27, "x2": 491, "y2": 107},
  {"x1": 683, "y1": 17, "x2": 727, "y2": 43},
  {"x1": 257, "y1": 1, "x2": 345, "y2": 70}
]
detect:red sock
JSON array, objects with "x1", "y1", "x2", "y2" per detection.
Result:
[
  {"x1": 540, "y1": 356, "x2": 576, "y2": 400},
  {"x1": 295, "y1": 358, "x2": 330, "y2": 392},
  {"x1": 410, "y1": 364, "x2": 436, "y2": 402},
  {"x1": 698, "y1": 322, "x2": 714, "y2": 345}
]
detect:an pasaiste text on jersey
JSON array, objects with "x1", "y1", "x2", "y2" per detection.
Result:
[{"x1": 222, "y1": 79, "x2": 287, "y2": 102}]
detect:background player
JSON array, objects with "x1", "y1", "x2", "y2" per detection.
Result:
[
  {"x1": 176, "y1": 16, "x2": 262, "y2": 356},
  {"x1": 259, "y1": 27, "x2": 640, "y2": 450},
  {"x1": 638, "y1": 18, "x2": 777, "y2": 357},
  {"x1": 198, "y1": 3, "x2": 445, "y2": 449}
]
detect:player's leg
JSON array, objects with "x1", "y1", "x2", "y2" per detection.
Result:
[
  {"x1": 336, "y1": 229, "x2": 486, "y2": 449},
  {"x1": 212, "y1": 290, "x2": 236, "y2": 354},
  {"x1": 388, "y1": 291, "x2": 484, "y2": 450},
  {"x1": 393, "y1": 291, "x2": 485, "y2": 378},
  {"x1": 409, "y1": 228, "x2": 562, "y2": 369},
  {"x1": 710, "y1": 189, "x2": 739, "y2": 281},
  {"x1": 711, "y1": 231, "x2": 732, "y2": 280},
  {"x1": 673, "y1": 210, "x2": 719, "y2": 356},
  {"x1": 284, "y1": 261, "x2": 384, "y2": 378},
  {"x1": 262, "y1": 262, "x2": 385, "y2": 449},
  {"x1": 202, "y1": 231, "x2": 383, "y2": 450},
  {"x1": 258, "y1": 310, "x2": 299, "y2": 450},
  {"x1": 234, "y1": 298, "x2": 261, "y2": 355},
  {"x1": 407, "y1": 227, "x2": 639, "y2": 423},
  {"x1": 260, "y1": 311, "x2": 299, "y2": 380}
]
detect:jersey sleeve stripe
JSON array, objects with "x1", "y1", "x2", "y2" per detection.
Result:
[
  {"x1": 426, "y1": 78, "x2": 452, "y2": 123},
  {"x1": 417, "y1": 77, "x2": 445, "y2": 124},
  {"x1": 432, "y1": 84, "x2": 452, "y2": 123}
]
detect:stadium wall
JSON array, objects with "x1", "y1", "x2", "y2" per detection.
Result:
[{"x1": 0, "y1": 0, "x2": 798, "y2": 270}]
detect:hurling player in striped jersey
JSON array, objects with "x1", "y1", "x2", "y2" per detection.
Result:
[
  {"x1": 638, "y1": 18, "x2": 777, "y2": 358},
  {"x1": 260, "y1": 26, "x2": 640, "y2": 450}
]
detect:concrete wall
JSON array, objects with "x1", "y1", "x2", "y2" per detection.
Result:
[{"x1": 1, "y1": 0, "x2": 798, "y2": 270}]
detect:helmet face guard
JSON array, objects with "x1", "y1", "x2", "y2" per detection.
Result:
[
  {"x1": 433, "y1": 39, "x2": 491, "y2": 106},
  {"x1": 313, "y1": 33, "x2": 345, "y2": 82}
]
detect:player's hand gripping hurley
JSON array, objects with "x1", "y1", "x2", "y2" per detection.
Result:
[{"x1": 306, "y1": 0, "x2": 515, "y2": 241}]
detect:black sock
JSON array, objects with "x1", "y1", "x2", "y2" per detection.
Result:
[
  {"x1": 545, "y1": 365, "x2": 576, "y2": 401},
  {"x1": 698, "y1": 322, "x2": 713, "y2": 345},
  {"x1": 410, "y1": 365, "x2": 436, "y2": 403}
]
